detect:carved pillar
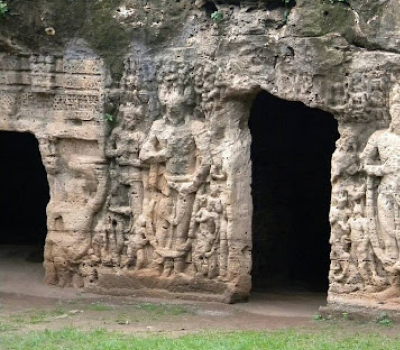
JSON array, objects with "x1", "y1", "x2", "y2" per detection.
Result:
[{"x1": 208, "y1": 97, "x2": 255, "y2": 299}]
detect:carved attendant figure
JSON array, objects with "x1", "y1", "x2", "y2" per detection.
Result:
[
  {"x1": 105, "y1": 104, "x2": 147, "y2": 222},
  {"x1": 126, "y1": 215, "x2": 151, "y2": 269},
  {"x1": 193, "y1": 195, "x2": 221, "y2": 278},
  {"x1": 362, "y1": 85, "x2": 400, "y2": 277},
  {"x1": 331, "y1": 134, "x2": 359, "y2": 184},
  {"x1": 329, "y1": 191, "x2": 351, "y2": 283}
]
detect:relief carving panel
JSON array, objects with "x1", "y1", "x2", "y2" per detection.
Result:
[{"x1": 328, "y1": 84, "x2": 400, "y2": 308}]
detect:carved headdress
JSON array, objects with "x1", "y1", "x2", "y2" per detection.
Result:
[{"x1": 157, "y1": 58, "x2": 195, "y2": 107}]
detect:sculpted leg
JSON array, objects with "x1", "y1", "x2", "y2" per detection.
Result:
[
  {"x1": 193, "y1": 240, "x2": 206, "y2": 275},
  {"x1": 91, "y1": 230, "x2": 106, "y2": 265},
  {"x1": 163, "y1": 258, "x2": 174, "y2": 277},
  {"x1": 218, "y1": 224, "x2": 228, "y2": 279},
  {"x1": 207, "y1": 251, "x2": 219, "y2": 279},
  {"x1": 377, "y1": 194, "x2": 398, "y2": 265},
  {"x1": 116, "y1": 228, "x2": 126, "y2": 266},
  {"x1": 355, "y1": 240, "x2": 371, "y2": 287},
  {"x1": 130, "y1": 181, "x2": 143, "y2": 221},
  {"x1": 136, "y1": 249, "x2": 146, "y2": 269},
  {"x1": 174, "y1": 194, "x2": 195, "y2": 238},
  {"x1": 173, "y1": 193, "x2": 195, "y2": 274}
]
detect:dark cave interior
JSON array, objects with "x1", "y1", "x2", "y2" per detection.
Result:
[
  {"x1": 0, "y1": 131, "x2": 49, "y2": 254},
  {"x1": 249, "y1": 91, "x2": 339, "y2": 293}
]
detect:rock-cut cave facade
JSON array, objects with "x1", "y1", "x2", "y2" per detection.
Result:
[{"x1": 1, "y1": 0, "x2": 400, "y2": 308}]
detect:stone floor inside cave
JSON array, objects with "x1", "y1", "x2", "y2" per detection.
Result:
[
  {"x1": 0, "y1": 131, "x2": 49, "y2": 263},
  {"x1": 249, "y1": 91, "x2": 339, "y2": 295}
]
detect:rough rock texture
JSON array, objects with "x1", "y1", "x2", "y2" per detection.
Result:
[{"x1": 2, "y1": 0, "x2": 400, "y2": 305}]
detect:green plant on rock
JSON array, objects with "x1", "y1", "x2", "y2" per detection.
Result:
[
  {"x1": 211, "y1": 11, "x2": 223, "y2": 23},
  {"x1": 277, "y1": 0, "x2": 295, "y2": 28},
  {"x1": 0, "y1": 0, "x2": 8, "y2": 17},
  {"x1": 105, "y1": 113, "x2": 114, "y2": 123}
]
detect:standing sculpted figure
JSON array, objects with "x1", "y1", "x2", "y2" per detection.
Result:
[
  {"x1": 361, "y1": 84, "x2": 400, "y2": 296},
  {"x1": 40, "y1": 137, "x2": 108, "y2": 285},
  {"x1": 331, "y1": 133, "x2": 359, "y2": 185},
  {"x1": 126, "y1": 215, "x2": 150, "y2": 269},
  {"x1": 95, "y1": 104, "x2": 148, "y2": 266},
  {"x1": 329, "y1": 191, "x2": 351, "y2": 284},
  {"x1": 105, "y1": 104, "x2": 147, "y2": 220},
  {"x1": 139, "y1": 86, "x2": 210, "y2": 277},
  {"x1": 193, "y1": 194, "x2": 221, "y2": 278}
]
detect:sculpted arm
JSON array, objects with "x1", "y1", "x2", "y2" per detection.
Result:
[
  {"x1": 130, "y1": 132, "x2": 148, "y2": 168},
  {"x1": 214, "y1": 201, "x2": 223, "y2": 214},
  {"x1": 139, "y1": 124, "x2": 170, "y2": 164},
  {"x1": 361, "y1": 131, "x2": 390, "y2": 176},
  {"x1": 105, "y1": 129, "x2": 119, "y2": 159},
  {"x1": 191, "y1": 121, "x2": 212, "y2": 189},
  {"x1": 88, "y1": 165, "x2": 109, "y2": 212},
  {"x1": 213, "y1": 212, "x2": 220, "y2": 235},
  {"x1": 195, "y1": 209, "x2": 207, "y2": 223},
  {"x1": 211, "y1": 165, "x2": 227, "y2": 181},
  {"x1": 338, "y1": 219, "x2": 350, "y2": 234}
]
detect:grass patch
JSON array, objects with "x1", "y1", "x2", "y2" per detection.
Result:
[
  {"x1": 7, "y1": 309, "x2": 66, "y2": 325},
  {"x1": 86, "y1": 303, "x2": 114, "y2": 312},
  {"x1": 132, "y1": 303, "x2": 189, "y2": 316},
  {"x1": 115, "y1": 313, "x2": 135, "y2": 324},
  {"x1": 1, "y1": 328, "x2": 400, "y2": 350},
  {"x1": 112, "y1": 303, "x2": 190, "y2": 324},
  {"x1": 0, "y1": 323, "x2": 18, "y2": 333}
]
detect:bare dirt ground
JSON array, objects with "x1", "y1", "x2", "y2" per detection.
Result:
[{"x1": 1, "y1": 245, "x2": 398, "y2": 337}]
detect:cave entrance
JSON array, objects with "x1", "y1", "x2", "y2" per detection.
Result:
[
  {"x1": 249, "y1": 91, "x2": 339, "y2": 294},
  {"x1": 0, "y1": 131, "x2": 50, "y2": 263}
]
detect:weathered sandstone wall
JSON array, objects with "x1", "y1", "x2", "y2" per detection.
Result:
[{"x1": 1, "y1": 0, "x2": 400, "y2": 306}]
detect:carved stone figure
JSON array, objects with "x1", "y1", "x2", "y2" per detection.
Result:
[
  {"x1": 329, "y1": 190, "x2": 351, "y2": 284},
  {"x1": 357, "y1": 85, "x2": 400, "y2": 300},
  {"x1": 105, "y1": 103, "x2": 147, "y2": 222},
  {"x1": 44, "y1": 152, "x2": 108, "y2": 286},
  {"x1": 209, "y1": 158, "x2": 230, "y2": 281},
  {"x1": 140, "y1": 85, "x2": 210, "y2": 277},
  {"x1": 331, "y1": 133, "x2": 359, "y2": 184},
  {"x1": 125, "y1": 214, "x2": 151, "y2": 269},
  {"x1": 361, "y1": 86, "x2": 400, "y2": 272},
  {"x1": 192, "y1": 194, "x2": 221, "y2": 278}
]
